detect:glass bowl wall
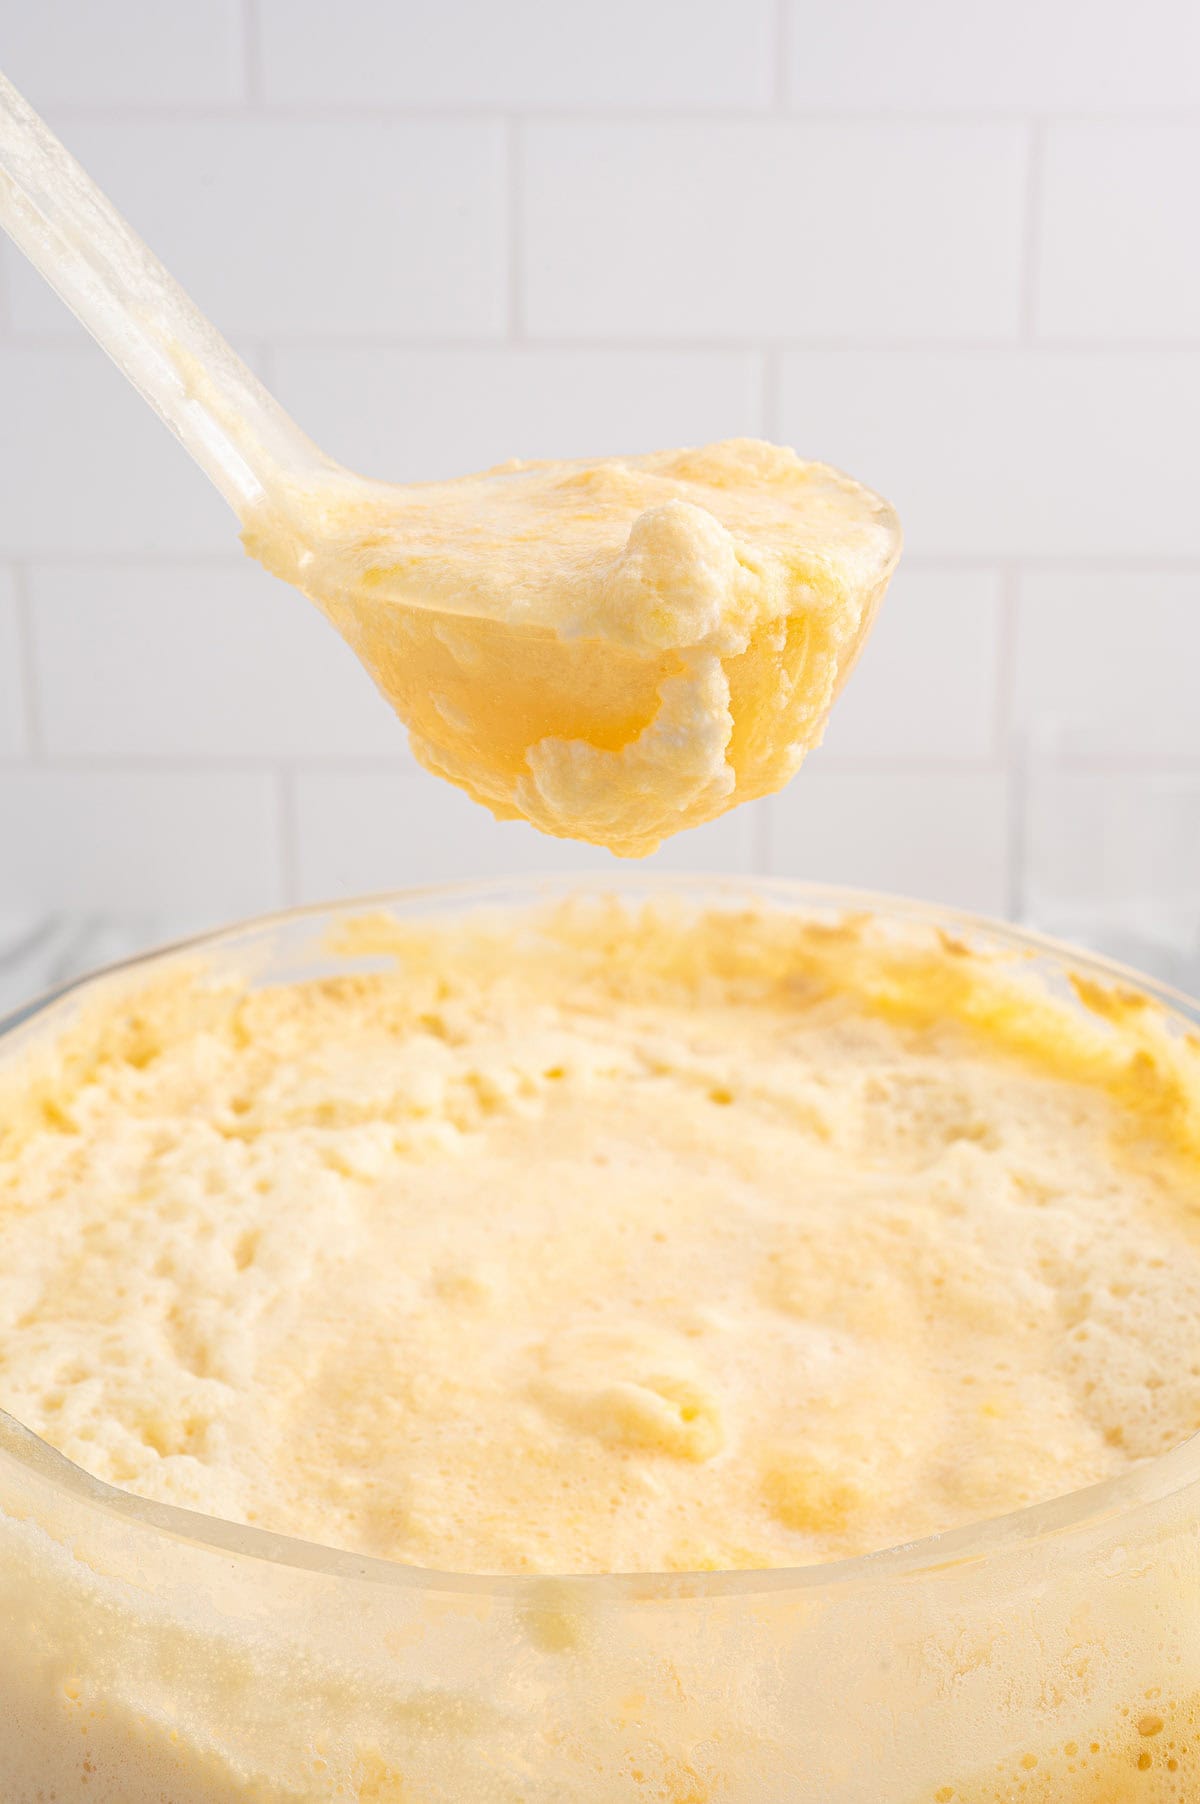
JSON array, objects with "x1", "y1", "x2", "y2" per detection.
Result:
[{"x1": 2, "y1": 874, "x2": 1199, "y2": 1803}]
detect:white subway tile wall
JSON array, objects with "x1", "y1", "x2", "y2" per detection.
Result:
[
  {"x1": 521, "y1": 122, "x2": 1028, "y2": 340},
  {"x1": 293, "y1": 772, "x2": 764, "y2": 902},
  {"x1": 1013, "y1": 571, "x2": 1200, "y2": 761},
  {"x1": 764, "y1": 772, "x2": 1012, "y2": 915},
  {"x1": 269, "y1": 347, "x2": 764, "y2": 480},
  {"x1": 818, "y1": 567, "x2": 1004, "y2": 765},
  {"x1": 0, "y1": 573, "x2": 28, "y2": 762},
  {"x1": 1037, "y1": 124, "x2": 1200, "y2": 342},
  {"x1": 0, "y1": 0, "x2": 1195, "y2": 946},
  {"x1": 27, "y1": 563, "x2": 405, "y2": 761},
  {"x1": 778, "y1": 351, "x2": 1200, "y2": 558},
  {"x1": 0, "y1": 348, "x2": 236, "y2": 555},
  {"x1": 6, "y1": 120, "x2": 508, "y2": 339},
  {"x1": 4, "y1": 1, "x2": 247, "y2": 107},
  {"x1": 258, "y1": 0, "x2": 776, "y2": 109},
  {"x1": 783, "y1": 0, "x2": 1200, "y2": 111},
  {"x1": 0, "y1": 771, "x2": 283, "y2": 915}
]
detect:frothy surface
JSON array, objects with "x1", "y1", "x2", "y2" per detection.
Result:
[
  {"x1": 2, "y1": 900, "x2": 1199, "y2": 1577},
  {"x1": 242, "y1": 441, "x2": 900, "y2": 855}
]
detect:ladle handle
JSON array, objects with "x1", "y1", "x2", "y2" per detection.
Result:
[{"x1": 0, "y1": 69, "x2": 325, "y2": 515}]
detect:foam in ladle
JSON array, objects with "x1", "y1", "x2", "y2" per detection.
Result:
[{"x1": 0, "y1": 72, "x2": 899, "y2": 855}]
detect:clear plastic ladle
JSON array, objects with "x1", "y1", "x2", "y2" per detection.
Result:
[
  {"x1": 0, "y1": 68, "x2": 901, "y2": 858},
  {"x1": 0, "y1": 68, "x2": 329, "y2": 516}
]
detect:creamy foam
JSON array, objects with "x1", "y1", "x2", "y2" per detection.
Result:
[{"x1": 3, "y1": 900, "x2": 1199, "y2": 1577}]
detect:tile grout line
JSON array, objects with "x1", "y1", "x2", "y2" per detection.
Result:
[
  {"x1": 276, "y1": 765, "x2": 301, "y2": 905},
  {"x1": 773, "y1": 0, "x2": 790, "y2": 111},
  {"x1": 994, "y1": 565, "x2": 1022, "y2": 764},
  {"x1": 10, "y1": 563, "x2": 44, "y2": 764},
  {"x1": 0, "y1": 751, "x2": 1071, "y2": 776},
  {"x1": 506, "y1": 117, "x2": 525, "y2": 342},
  {"x1": 6, "y1": 755, "x2": 388, "y2": 776},
  {"x1": 19, "y1": 748, "x2": 1200, "y2": 777},
  {"x1": 31, "y1": 102, "x2": 1200, "y2": 125},
  {"x1": 253, "y1": 339, "x2": 276, "y2": 391},
  {"x1": 996, "y1": 565, "x2": 1025, "y2": 919},
  {"x1": 2, "y1": 553, "x2": 254, "y2": 571},
  {"x1": 885, "y1": 554, "x2": 1200, "y2": 572},
  {"x1": 7, "y1": 551, "x2": 1200, "y2": 576},
  {"x1": 1005, "y1": 733, "x2": 1032, "y2": 927},
  {"x1": 0, "y1": 245, "x2": 12, "y2": 334},
  {"x1": 760, "y1": 347, "x2": 780, "y2": 439},
  {"x1": 751, "y1": 798, "x2": 773, "y2": 876},
  {"x1": 11, "y1": 329, "x2": 1200, "y2": 355},
  {"x1": 1019, "y1": 119, "x2": 1045, "y2": 342},
  {"x1": 817, "y1": 749, "x2": 1014, "y2": 776}
]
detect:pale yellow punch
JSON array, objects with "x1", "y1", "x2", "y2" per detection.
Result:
[
  {"x1": 243, "y1": 440, "x2": 900, "y2": 855},
  {"x1": 4, "y1": 902, "x2": 1200, "y2": 1576},
  {"x1": 4, "y1": 896, "x2": 1200, "y2": 1800}
]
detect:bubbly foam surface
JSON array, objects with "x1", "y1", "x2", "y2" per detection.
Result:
[
  {"x1": 2, "y1": 900, "x2": 1199, "y2": 1578},
  {"x1": 933, "y1": 1687, "x2": 1200, "y2": 1801},
  {"x1": 242, "y1": 441, "x2": 900, "y2": 855}
]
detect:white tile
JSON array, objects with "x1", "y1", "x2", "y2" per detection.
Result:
[
  {"x1": 270, "y1": 347, "x2": 764, "y2": 481},
  {"x1": 1014, "y1": 570, "x2": 1200, "y2": 761},
  {"x1": 522, "y1": 122, "x2": 1026, "y2": 341},
  {"x1": 0, "y1": 574, "x2": 28, "y2": 761},
  {"x1": 260, "y1": 0, "x2": 773, "y2": 107},
  {"x1": 764, "y1": 771, "x2": 1011, "y2": 915},
  {"x1": 0, "y1": 348, "x2": 234, "y2": 556},
  {"x1": 28, "y1": 561, "x2": 404, "y2": 761},
  {"x1": 9, "y1": 119, "x2": 506, "y2": 339},
  {"x1": 0, "y1": 772, "x2": 284, "y2": 915},
  {"x1": 785, "y1": 0, "x2": 1200, "y2": 110},
  {"x1": 294, "y1": 770, "x2": 761, "y2": 901},
  {"x1": 1018, "y1": 770, "x2": 1200, "y2": 992},
  {"x1": 779, "y1": 351, "x2": 1200, "y2": 559},
  {"x1": 5, "y1": 0, "x2": 245, "y2": 105},
  {"x1": 820, "y1": 566, "x2": 1003, "y2": 763},
  {"x1": 640, "y1": 801, "x2": 764, "y2": 876},
  {"x1": 1038, "y1": 125, "x2": 1200, "y2": 341}
]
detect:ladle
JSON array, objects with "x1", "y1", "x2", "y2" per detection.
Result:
[{"x1": 0, "y1": 70, "x2": 901, "y2": 856}]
